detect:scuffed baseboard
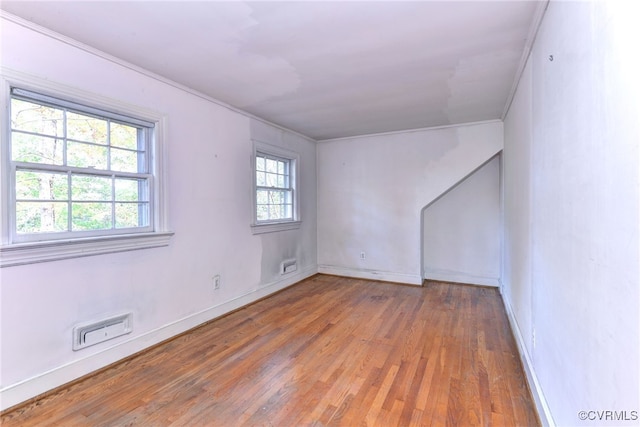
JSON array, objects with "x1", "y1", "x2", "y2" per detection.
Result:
[
  {"x1": 317, "y1": 264, "x2": 422, "y2": 285},
  {"x1": 0, "y1": 265, "x2": 318, "y2": 412},
  {"x1": 501, "y1": 293, "x2": 556, "y2": 427}
]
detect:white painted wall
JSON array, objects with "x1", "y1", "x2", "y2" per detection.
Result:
[
  {"x1": 503, "y1": 42, "x2": 535, "y2": 362},
  {"x1": 317, "y1": 122, "x2": 503, "y2": 285},
  {"x1": 422, "y1": 155, "x2": 501, "y2": 287},
  {"x1": 0, "y1": 17, "x2": 317, "y2": 409},
  {"x1": 503, "y1": 1, "x2": 640, "y2": 425}
]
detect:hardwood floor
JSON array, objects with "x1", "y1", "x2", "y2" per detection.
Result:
[{"x1": 1, "y1": 275, "x2": 540, "y2": 426}]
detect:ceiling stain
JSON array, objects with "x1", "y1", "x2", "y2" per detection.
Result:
[{"x1": 0, "y1": 0, "x2": 544, "y2": 140}]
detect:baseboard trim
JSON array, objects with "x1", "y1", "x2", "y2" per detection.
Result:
[
  {"x1": 0, "y1": 265, "x2": 318, "y2": 412},
  {"x1": 501, "y1": 294, "x2": 555, "y2": 427},
  {"x1": 423, "y1": 270, "x2": 500, "y2": 287},
  {"x1": 317, "y1": 265, "x2": 422, "y2": 285}
]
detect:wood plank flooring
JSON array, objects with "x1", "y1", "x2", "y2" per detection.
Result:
[{"x1": 1, "y1": 274, "x2": 540, "y2": 426}]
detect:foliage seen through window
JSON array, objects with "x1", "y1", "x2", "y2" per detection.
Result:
[{"x1": 10, "y1": 90, "x2": 152, "y2": 238}]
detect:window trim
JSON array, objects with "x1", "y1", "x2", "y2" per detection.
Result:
[
  {"x1": 250, "y1": 140, "x2": 301, "y2": 235},
  {"x1": 1, "y1": 68, "x2": 173, "y2": 267}
]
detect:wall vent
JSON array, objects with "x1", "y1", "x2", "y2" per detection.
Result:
[
  {"x1": 73, "y1": 313, "x2": 132, "y2": 351},
  {"x1": 280, "y1": 258, "x2": 297, "y2": 275}
]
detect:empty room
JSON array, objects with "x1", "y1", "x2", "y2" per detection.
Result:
[{"x1": 0, "y1": 1, "x2": 638, "y2": 426}]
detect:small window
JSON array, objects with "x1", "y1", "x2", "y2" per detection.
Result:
[
  {"x1": 1, "y1": 75, "x2": 172, "y2": 267},
  {"x1": 256, "y1": 153, "x2": 293, "y2": 222},
  {"x1": 251, "y1": 142, "x2": 300, "y2": 234}
]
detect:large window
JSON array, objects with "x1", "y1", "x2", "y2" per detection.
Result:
[
  {"x1": 10, "y1": 88, "x2": 152, "y2": 239},
  {"x1": 251, "y1": 142, "x2": 300, "y2": 234},
  {"x1": 1, "y1": 75, "x2": 171, "y2": 267}
]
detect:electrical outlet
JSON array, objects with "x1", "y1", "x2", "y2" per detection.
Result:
[
  {"x1": 360, "y1": 251, "x2": 366, "y2": 260},
  {"x1": 213, "y1": 274, "x2": 221, "y2": 290}
]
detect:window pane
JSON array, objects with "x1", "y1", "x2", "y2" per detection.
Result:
[
  {"x1": 67, "y1": 112, "x2": 107, "y2": 145},
  {"x1": 277, "y1": 175, "x2": 285, "y2": 188},
  {"x1": 269, "y1": 190, "x2": 283, "y2": 204},
  {"x1": 11, "y1": 99, "x2": 64, "y2": 137},
  {"x1": 284, "y1": 204, "x2": 293, "y2": 219},
  {"x1": 266, "y1": 173, "x2": 279, "y2": 187},
  {"x1": 269, "y1": 205, "x2": 282, "y2": 220},
  {"x1": 256, "y1": 157, "x2": 265, "y2": 171},
  {"x1": 72, "y1": 202, "x2": 112, "y2": 230},
  {"x1": 111, "y1": 147, "x2": 142, "y2": 173},
  {"x1": 257, "y1": 205, "x2": 269, "y2": 221},
  {"x1": 256, "y1": 171, "x2": 266, "y2": 186},
  {"x1": 115, "y1": 178, "x2": 147, "y2": 202},
  {"x1": 115, "y1": 202, "x2": 148, "y2": 228},
  {"x1": 278, "y1": 162, "x2": 285, "y2": 174},
  {"x1": 72, "y1": 175, "x2": 112, "y2": 201},
  {"x1": 68, "y1": 141, "x2": 108, "y2": 169},
  {"x1": 16, "y1": 170, "x2": 68, "y2": 200},
  {"x1": 285, "y1": 190, "x2": 293, "y2": 204},
  {"x1": 257, "y1": 190, "x2": 268, "y2": 204},
  {"x1": 266, "y1": 158, "x2": 278, "y2": 173},
  {"x1": 16, "y1": 201, "x2": 68, "y2": 233},
  {"x1": 12, "y1": 133, "x2": 64, "y2": 165},
  {"x1": 111, "y1": 123, "x2": 139, "y2": 150}
]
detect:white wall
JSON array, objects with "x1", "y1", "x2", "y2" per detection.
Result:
[
  {"x1": 503, "y1": 52, "x2": 534, "y2": 358},
  {"x1": 0, "y1": 17, "x2": 317, "y2": 409},
  {"x1": 317, "y1": 122, "x2": 502, "y2": 285},
  {"x1": 422, "y1": 155, "x2": 501, "y2": 287},
  {"x1": 503, "y1": 1, "x2": 640, "y2": 425}
]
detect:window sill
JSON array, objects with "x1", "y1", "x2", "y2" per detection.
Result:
[
  {"x1": 251, "y1": 221, "x2": 301, "y2": 235},
  {"x1": 0, "y1": 231, "x2": 174, "y2": 267}
]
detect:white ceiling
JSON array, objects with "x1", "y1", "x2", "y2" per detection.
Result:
[{"x1": 1, "y1": 1, "x2": 543, "y2": 140}]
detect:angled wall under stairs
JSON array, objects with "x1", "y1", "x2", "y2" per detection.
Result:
[
  {"x1": 317, "y1": 121, "x2": 503, "y2": 285},
  {"x1": 421, "y1": 155, "x2": 501, "y2": 287}
]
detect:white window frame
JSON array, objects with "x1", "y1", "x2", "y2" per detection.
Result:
[
  {"x1": 0, "y1": 69, "x2": 173, "y2": 267},
  {"x1": 251, "y1": 140, "x2": 300, "y2": 235}
]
